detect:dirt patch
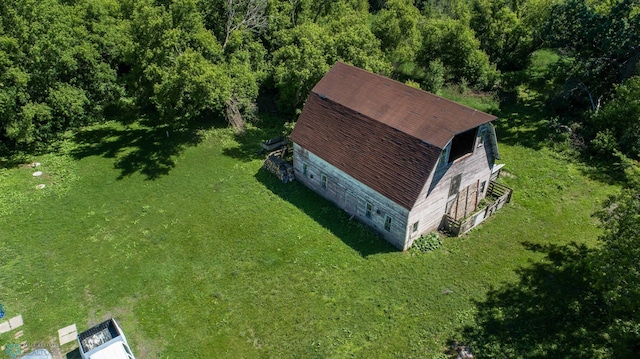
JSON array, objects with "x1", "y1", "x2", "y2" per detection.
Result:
[
  {"x1": 133, "y1": 334, "x2": 166, "y2": 358},
  {"x1": 19, "y1": 162, "x2": 41, "y2": 170},
  {"x1": 46, "y1": 337, "x2": 67, "y2": 359},
  {"x1": 501, "y1": 170, "x2": 516, "y2": 178}
]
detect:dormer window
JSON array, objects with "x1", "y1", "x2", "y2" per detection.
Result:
[
  {"x1": 449, "y1": 128, "x2": 476, "y2": 162},
  {"x1": 439, "y1": 127, "x2": 477, "y2": 167}
]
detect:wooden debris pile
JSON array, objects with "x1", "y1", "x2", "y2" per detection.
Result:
[{"x1": 263, "y1": 147, "x2": 294, "y2": 183}]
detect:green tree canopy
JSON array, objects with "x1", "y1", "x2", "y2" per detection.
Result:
[
  {"x1": 546, "y1": 0, "x2": 640, "y2": 105},
  {"x1": 590, "y1": 76, "x2": 640, "y2": 160},
  {"x1": 0, "y1": 0, "x2": 124, "y2": 147},
  {"x1": 271, "y1": 23, "x2": 334, "y2": 113},
  {"x1": 418, "y1": 18, "x2": 498, "y2": 88},
  {"x1": 593, "y1": 189, "x2": 640, "y2": 353},
  {"x1": 129, "y1": 0, "x2": 231, "y2": 125},
  {"x1": 470, "y1": 0, "x2": 535, "y2": 70},
  {"x1": 271, "y1": 3, "x2": 391, "y2": 114},
  {"x1": 371, "y1": 0, "x2": 423, "y2": 65}
]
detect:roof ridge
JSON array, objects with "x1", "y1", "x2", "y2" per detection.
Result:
[
  {"x1": 311, "y1": 62, "x2": 496, "y2": 148},
  {"x1": 323, "y1": 62, "x2": 495, "y2": 120}
]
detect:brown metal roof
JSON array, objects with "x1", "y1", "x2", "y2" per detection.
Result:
[{"x1": 290, "y1": 62, "x2": 497, "y2": 209}]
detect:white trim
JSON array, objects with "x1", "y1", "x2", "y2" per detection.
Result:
[
  {"x1": 488, "y1": 122, "x2": 500, "y2": 160},
  {"x1": 491, "y1": 163, "x2": 505, "y2": 174}
]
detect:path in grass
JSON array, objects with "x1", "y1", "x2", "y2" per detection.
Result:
[{"x1": 0, "y1": 116, "x2": 617, "y2": 358}]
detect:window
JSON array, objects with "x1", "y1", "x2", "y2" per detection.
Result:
[
  {"x1": 449, "y1": 174, "x2": 462, "y2": 197},
  {"x1": 384, "y1": 215, "x2": 392, "y2": 231},
  {"x1": 449, "y1": 128, "x2": 476, "y2": 162},
  {"x1": 321, "y1": 174, "x2": 327, "y2": 189},
  {"x1": 365, "y1": 202, "x2": 373, "y2": 218},
  {"x1": 480, "y1": 181, "x2": 486, "y2": 194},
  {"x1": 412, "y1": 221, "x2": 419, "y2": 233},
  {"x1": 302, "y1": 162, "x2": 308, "y2": 176}
]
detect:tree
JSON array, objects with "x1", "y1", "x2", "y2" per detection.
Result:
[
  {"x1": 590, "y1": 76, "x2": 640, "y2": 160},
  {"x1": 224, "y1": 39, "x2": 267, "y2": 132},
  {"x1": 422, "y1": 59, "x2": 445, "y2": 93},
  {"x1": 222, "y1": 0, "x2": 267, "y2": 51},
  {"x1": 270, "y1": 1, "x2": 392, "y2": 114},
  {"x1": 470, "y1": 0, "x2": 535, "y2": 70},
  {"x1": 418, "y1": 18, "x2": 498, "y2": 88},
  {"x1": 271, "y1": 23, "x2": 334, "y2": 113},
  {"x1": 0, "y1": 0, "x2": 123, "y2": 148},
  {"x1": 323, "y1": 12, "x2": 391, "y2": 75},
  {"x1": 152, "y1": 49, "x2": 231, "y2": 126},
  {"x1": 546, "y1": 0, "x2": 640, "y2": 106},
  {"x1": 463, "y1": 190, "x2": 640, "y2": 358},
  {"x1": 593, "y1": 189, "x2": 640, "y2": 354},
  {"x1": 129, "y1": 0, "x2": 232, "y2": 126},
  {"x1": 371, "y1": 0, "x2": 423, "y2": 66},
  {"x1": 419, "y1": 0, "x2": 473, "y2": 22}
]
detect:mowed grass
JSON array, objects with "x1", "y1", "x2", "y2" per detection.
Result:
[{"x1": 0, "y1": 107, "x2": 618, "y2": 356}]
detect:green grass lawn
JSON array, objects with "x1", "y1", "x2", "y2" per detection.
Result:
[
  {"x1": 0, "y1": 50, "x2": 621, "y2": 357},
  {"x1": 0, "y1": 116, "x2": 617, "y2": 358}
]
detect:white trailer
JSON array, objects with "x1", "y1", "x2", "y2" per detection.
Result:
[{"x1": 77, "y1": 318, "x2": 136, "y2": 359}]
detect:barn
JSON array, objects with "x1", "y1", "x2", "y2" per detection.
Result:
[{"x1": 289, "y1": 62, "x2": 504, "y2": 250}]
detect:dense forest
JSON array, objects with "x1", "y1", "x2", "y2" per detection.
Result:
[{"x1": 1, "y1": 0, "x2": 638, "y2": 161}]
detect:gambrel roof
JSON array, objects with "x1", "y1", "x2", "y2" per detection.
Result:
[{"x1": 290, "y1": 62, "x2": 497, "y2": 209}]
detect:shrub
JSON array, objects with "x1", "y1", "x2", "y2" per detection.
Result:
[{"x1": 411, "y1": 232, "x2": 443, "y2": 253}]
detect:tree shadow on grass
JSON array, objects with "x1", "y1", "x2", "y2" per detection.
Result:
[
  {"x1": 221, "y1": 111, "x2": 296, "y2": 162},
  {"x1": 456, "y1": 241, "x2": 638, "y2": 358},
  {"x1": 490, "y1": 59, "x2": 565, "y2": 152},
  {"x1": 254, "y1": 168, "x2": 397, "y2": 257},
  {"x1": 221, "y1": 125, "x2": 285, "y2": 162},
  {"x1": 71, "y1": 123, "x2": 204, "y2": 180},
  {"x1": 493, "y1": 98, "x2": 553, "y2": 151}
]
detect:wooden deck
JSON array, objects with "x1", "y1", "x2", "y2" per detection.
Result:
[{"x1": 443, "y1": 181, "x2": 513, "y2": 236}]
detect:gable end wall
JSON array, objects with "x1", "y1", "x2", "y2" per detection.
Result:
[
  {"x1": 406, "y1": 129, "x2": 496, "y2": 246},
  {"x1": 293, "y1": 143, "x2": 410, "y2": 250}
]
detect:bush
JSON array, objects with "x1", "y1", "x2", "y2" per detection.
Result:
[{"x1": 411, "y1": 232, "x2": 443, "y2": 253}]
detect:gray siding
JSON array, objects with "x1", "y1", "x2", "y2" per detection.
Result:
[
  {"x1": 293, "y1": 143, "x2": 409, "y2": 249},
  {"x1": 293, "y1": 122, "x2": 498, "y2": 251},
  {"x1": 407, "y1": 127, "x2": 496, "y2": 247}
]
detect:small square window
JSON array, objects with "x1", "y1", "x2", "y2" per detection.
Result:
[
  {"x1": 412, "y1": 221, "x2": 419, "y2": 233},
  {"x1": 321, "y1": 174, "x2": 327, "y2": 189},
  {"x1": 384, "y1": 215, "x2": 392, "y2": 231},
  {"x1": 365, "y1": 202, "x2": 373, "y2": 218}
]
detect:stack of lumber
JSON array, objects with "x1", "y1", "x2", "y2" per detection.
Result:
[{"x1": 263, "y1": 152, "x2": 294, "y2": 183}]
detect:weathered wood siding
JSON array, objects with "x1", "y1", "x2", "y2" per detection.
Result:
[
  {"x1": 293, "y1": 143, "x2": 410, "y2": 249},
  {"x1": 406, "y1": 126, "x2": 497, "y2": 247},
  {"x1": 444, "y1": 181, "x2": 513, "y2": 236}
]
